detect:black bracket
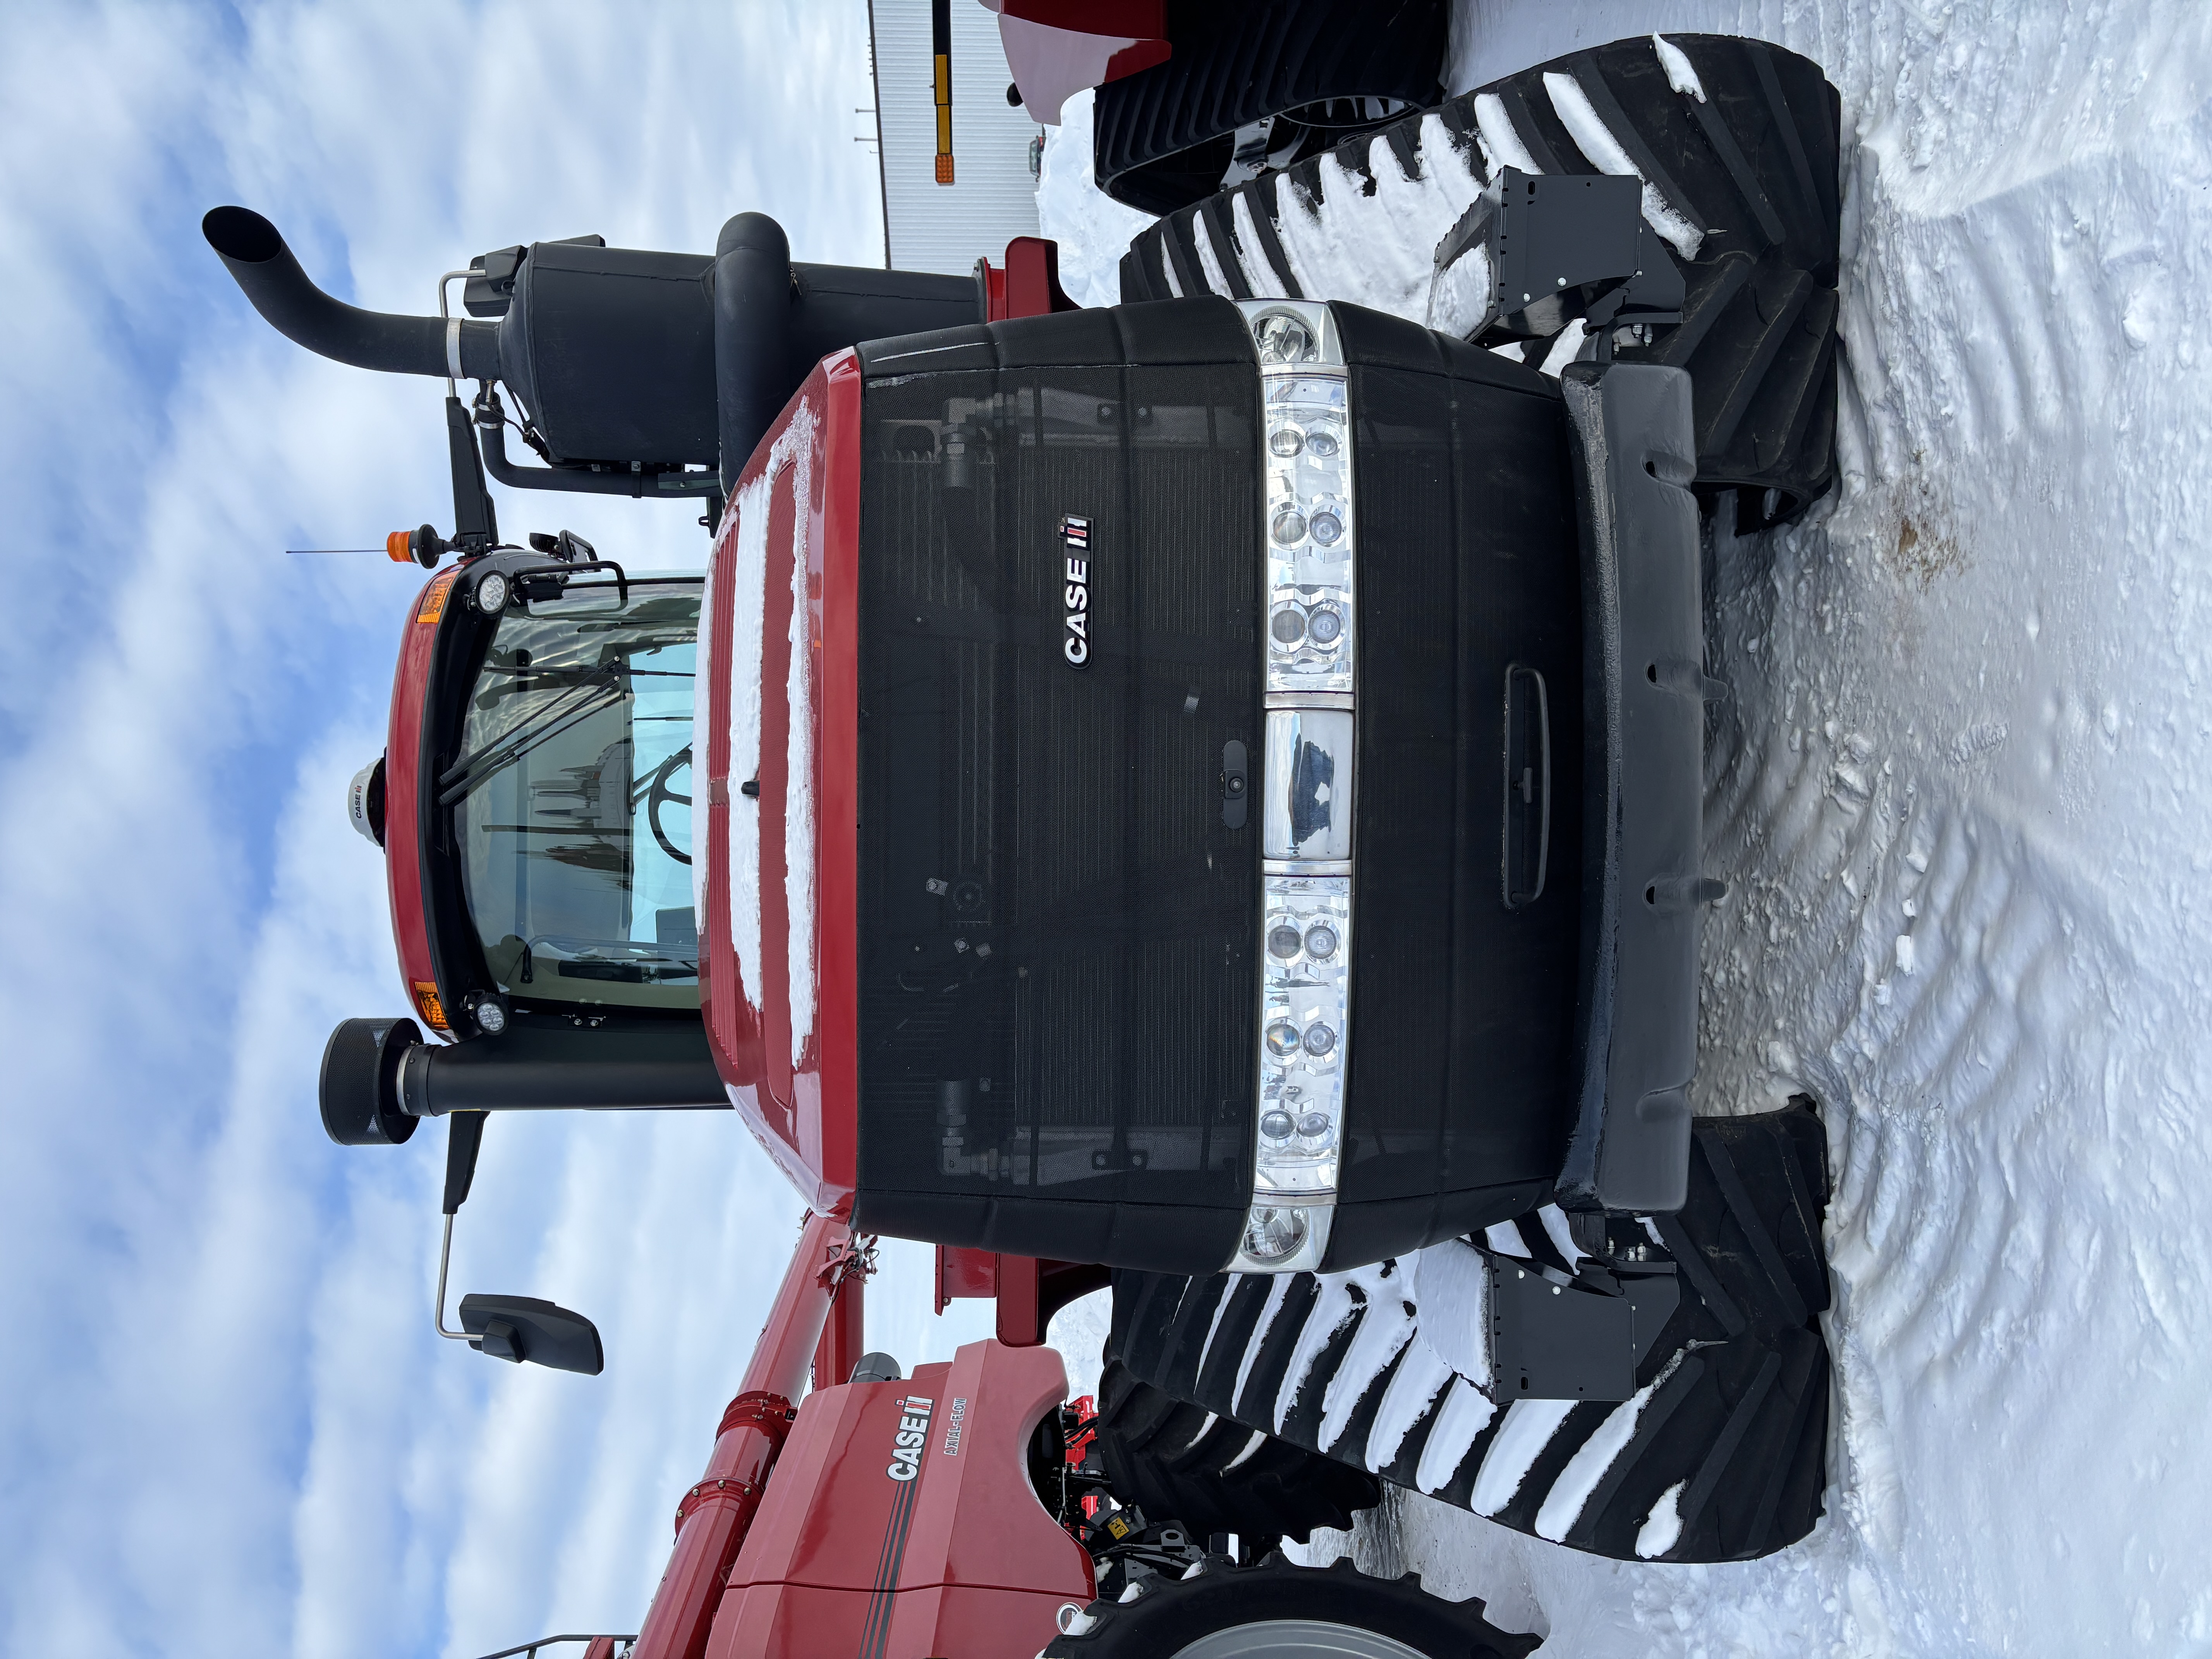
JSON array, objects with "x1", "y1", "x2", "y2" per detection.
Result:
[
  {"x1": 472, "y1": 385, "x2": 723, "y2": 525},
  {"x1": 443, "y1": 394, "x2": 500, "y2": 555},
  {"x1": 1487, "y1": 1254, "x2": 1681, "y2": 1401},
  {"x1": 1436, "y1": 168, "x2": 1686, "y2": 354}
]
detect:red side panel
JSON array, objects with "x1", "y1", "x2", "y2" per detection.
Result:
[
  {"x1": 384, "y1": 566, "x2": 458, "y2": 1037},
  {"x1": 701, "y1": 353, "x2": 862, "y2": 1212},
  {"x1": 998, "y1": 1, "x2": 1164, "y2": 38},
  {"x1": 702, "y1": 1585, "x2": 873, "y2": 1659},
  {"x1": 995, "y1": 2, "x2": 1170, "y2": 126},
  {"x1": 936, "y1": 1247, "x2": 1000, "y2": 1315},
  {"x1": 980, "y1": 238, "x2": 1079, "y2": 323},
  {"x1": 708, "y1": 1343, "x2": 1092, "y2": 1659}
]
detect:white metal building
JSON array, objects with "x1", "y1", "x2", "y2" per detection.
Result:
[{"x1": 868, "y1": 0, "x2": 1043, "y2": 275}]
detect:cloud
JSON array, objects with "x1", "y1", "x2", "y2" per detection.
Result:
[{"x1": 0, "y1": 3, "x2": 894, "y2": 1654}]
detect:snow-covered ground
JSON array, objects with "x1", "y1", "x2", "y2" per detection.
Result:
[{"x1": 1041, "y1": 3, "x2": 2212, "y2": 1653}]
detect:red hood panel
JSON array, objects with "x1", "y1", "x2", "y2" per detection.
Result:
[
  {"x1": 700, "y1": 351, "x2": 862, "y2": 1210},
  {"x1": 709, "y1": 1341, "x2": 1091, "y2": 1659}
]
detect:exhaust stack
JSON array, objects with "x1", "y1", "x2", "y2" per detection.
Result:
[{"x1": 202, "y1": 205, "x2": 498, "y2": 381}]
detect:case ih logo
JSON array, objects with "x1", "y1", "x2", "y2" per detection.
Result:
[
  {"x1": 1060, "y1": 514, "x2": 1091, "y2": 668},
  {"x1": 886, "y1": 1394, "x2": 935, "y2": 1482}
]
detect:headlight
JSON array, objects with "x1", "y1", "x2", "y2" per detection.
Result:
[
  {"x1": 461, "y1": 989, "x2": 510, "y2": 1037},
  {"x1": 1235, "y1": 300, "x2": 1355, "y2": 1277},
  {"x1": 473, "y1": 569, "x2": 510, "y2": 613},
  {"x1": 1261, "y1": 375, "x2": 1354, "y2": 697},
  {"x1": 1251, "y1": 311, "x2": 1317, "y2": 366},
  {"x1": 1230, "y1": 874, "x2": 1350, "y2": 1273},
  {"x1": 1239, "y1": 1205, "x2": 1311, "y2": 1264}
]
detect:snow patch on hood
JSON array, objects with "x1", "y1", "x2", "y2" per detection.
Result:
[
  {"x1": 715, "y1": 398, "x2": 815, "y2": 1030},
  {"x1": 781, "y1": 420, "x2": 816, "y2": 1068}
]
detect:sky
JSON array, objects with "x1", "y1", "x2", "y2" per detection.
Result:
[{"x1": 0, "y1": 4, "x2": 995, "y2": 1654}]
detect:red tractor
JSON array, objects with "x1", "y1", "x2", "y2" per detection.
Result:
[{"x1": 215, "y1": 26, "x2": 1844, "y2": 1658}]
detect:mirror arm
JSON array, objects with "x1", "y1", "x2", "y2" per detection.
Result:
[
  {"x1": 434, "y1": 1212, "x2": 473, "y2": 1343},
  {"x1": 434, "y1": 1111, "x2": 489, "y2": 1343}
]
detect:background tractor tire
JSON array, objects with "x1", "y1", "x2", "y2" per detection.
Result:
[
  {"x1": 1043, "y1": 1552, "x2": 1539, "y2": 1659},
  {"x1": 1093, "y1": 1358, "x2": 1382, "y2": 1549},
  {"x1": 1118, "y1": 33, "x2": 1841, "y2": 525},
  {"x1": 1094, "y1": 0, "x2": 1449, "y2": 216},
  {"x1": 1108, "y1": 1103, "x2": 1834, "y2": 1565}
]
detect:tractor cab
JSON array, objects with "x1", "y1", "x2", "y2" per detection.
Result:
[
  {"x1": 210, "y1": 199, "x2": 985, "y2": 1146},
  {"x1": 323, "y1": 541, "x2": 725, "y2": 1145},
  {"x1": 440, "y1": 567, "x2": 702, "y2": 1020}
]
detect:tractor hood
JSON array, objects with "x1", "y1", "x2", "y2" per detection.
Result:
[{"x1": 698, "y1": 353, "x2": 863, "y2": 1211}]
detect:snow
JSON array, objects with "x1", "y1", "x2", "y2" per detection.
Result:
[
  {"x1": 779, "y1": 416, "x2": 816, "y2": 1068},
  {"x1": 1274, "y1": 1266, "x2": 1377, "y2": 1434},
  {"x1": 1029, "y1": 89, "x2": 1154, "y2": 309},
  {"x1": 1404, "y1": 1235, "x2": 1492, "y2": 1391},
  {"x1": 1470, "y1": 1400, "x2": 1578, "y2": 1517},
  {"x1": 1532, "y1": 1352, "x2": 1683, "y2": 1542},
  {"x1": 709, "y1": 400, "x2": 815, "y2": 1060},
  {"x1": 717, "y1": 446, "x2": 771, "y2": 1019},
  {"x1": 1474, "y1": 93, "x2": 1540, "y2": 178},
  {"x1": 1635, "y1": 1479, "x2": 1687, "y2": 1559},
  {"x1": 1236, "y1": 1274, "x2": 1297, "y2": 1413},
  {"x1": 1483, "y1": 1221, "x2": 1533, "y2": 1259},
  {"x1": 1317, "y1": 1274, "x2": 1418, "y2": 1455},
  {"x1": 1415, "y1": 1379, "x2": 1499, "y2": 1495},
  {"x1": 1535, "y1": 1203, "x2": 1589, "y2": 1270},
  {"x1": 1651, "y1": 35, "x2": 1707, "y2": 103},
  {"x1": 1036, "y1": 1, "x2": 2212, "y2": 1649},
  {"x1": 1366, "y1": 1340, "x2": 1458, "y2": 1473},
  {"x1": 1270, "y1": 111, "x2": 1489, "y2": 326},
  {"x1": 1539, "y1": 70, "x2": 1705, "y2": 259}
]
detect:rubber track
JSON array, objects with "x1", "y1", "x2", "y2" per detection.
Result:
[
  {"x1": 1108, "y1": 1103, "x2": 1834, "y2": 1563},
  {"x1": 1092, "y1": 1358, "x2": 1381, "y2": 1546},
  {"x1": 1092, "y1": 0, "x2": 1450, "y2": 218},
  {"x1": 1043, "y1": 1552, "x2": 1538, "y2": 1659},
  {"x1": 1118, "y1": 33, "x2": 1843, "y2": 524}
]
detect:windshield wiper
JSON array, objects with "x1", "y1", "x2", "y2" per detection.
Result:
[{"x1": 437, "y1": 669, "x2": 622, "y2": 807}]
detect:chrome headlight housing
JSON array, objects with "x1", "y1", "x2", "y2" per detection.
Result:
[{"x1": 1233, "y1": 300, "x2": 1355, "y2": 1275}]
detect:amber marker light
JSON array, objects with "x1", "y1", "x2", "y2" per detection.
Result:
[{"x1": 411, "y1": 980, "x2": 450, "y2": 1032}]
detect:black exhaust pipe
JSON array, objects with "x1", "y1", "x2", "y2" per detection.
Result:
[{"x1": 203, "y1": 205, "x2": 499, "y2": 381}]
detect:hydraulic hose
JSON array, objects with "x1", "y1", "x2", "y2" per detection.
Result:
[{"x1": 203, "y1": 205, "x2": 500, "y2": 381}]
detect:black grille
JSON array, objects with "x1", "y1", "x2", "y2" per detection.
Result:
[
  {"x1": 1331, "y1": 302, "x2": 1585, "y2": 1267},
  {"x1": 853, "y1": 301, "x2": 1263, "y2": 1273}
]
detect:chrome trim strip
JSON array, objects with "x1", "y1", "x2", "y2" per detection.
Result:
[{"x1": 1235, "y1": 299, "x2": 1358, "y2": 1275}]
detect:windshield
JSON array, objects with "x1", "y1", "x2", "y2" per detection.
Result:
[{"x1": 452, "y1": 576, "x2": 702, "y2": 1012}]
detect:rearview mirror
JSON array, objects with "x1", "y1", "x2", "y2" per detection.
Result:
[{"x1": 458, "y1": 1294, "x2": 605, "y2": 1375}]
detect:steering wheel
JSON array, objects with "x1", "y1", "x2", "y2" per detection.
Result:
[{"x1": 646, "y1": 745, "x2": 693, "y2": 866}]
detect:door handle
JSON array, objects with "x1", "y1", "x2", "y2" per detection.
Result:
[{"x1": 1503, "y1": 665, "x2": 1551, "y2": 909}]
